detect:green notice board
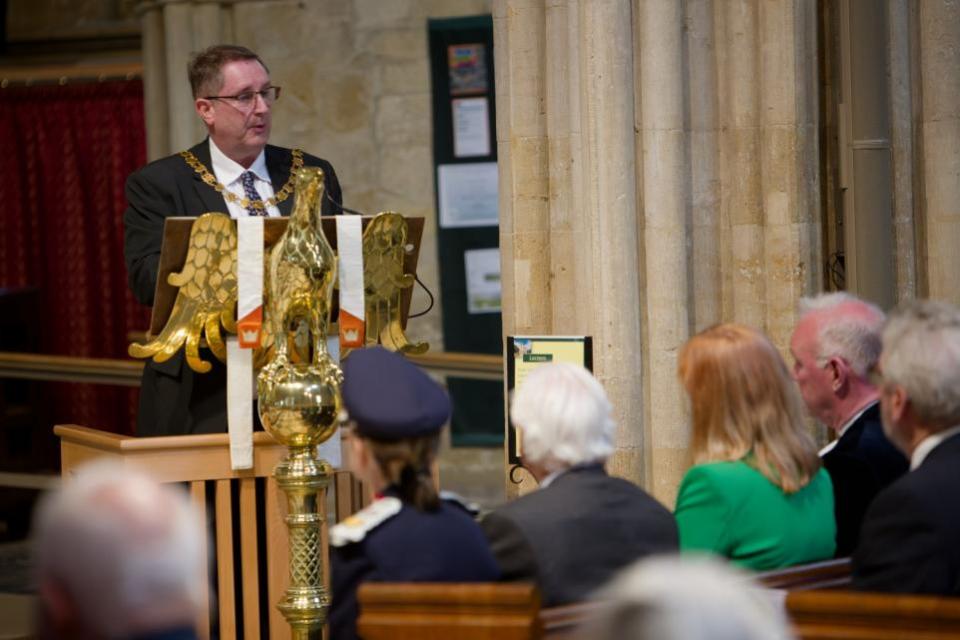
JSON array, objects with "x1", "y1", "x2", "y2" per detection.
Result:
[{"x1": 428, "y1": 16, "x2": 502, "y2": 446}]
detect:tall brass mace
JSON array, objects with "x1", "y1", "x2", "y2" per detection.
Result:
[{"x1": 257, "y1": 167, "x2": 342, "y2": 639}]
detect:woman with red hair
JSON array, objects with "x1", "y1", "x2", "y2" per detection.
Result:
[{"x1": 675, "y1": 323, "x2": 835, "y2": 570}]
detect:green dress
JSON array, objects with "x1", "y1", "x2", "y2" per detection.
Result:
[{"x1": 675, "y1": 459, "x2": 836, "y2": 570}]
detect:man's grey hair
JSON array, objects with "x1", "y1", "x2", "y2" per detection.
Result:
[
  {"x1": 798, "y1": 292, "x2": 885, "y2": 377},
  {"x1": 882, "y1": 299, "x2": 960, "y2": 429},
  {"x1": 590, "y1": 556, "x2": 795, "y2": 640},
  {"x1": 33, "y1": 461, "x2": 206, "y2": 637},
  {"x1": 511, "y1": 363, "x2": 615, "y2": 472}
]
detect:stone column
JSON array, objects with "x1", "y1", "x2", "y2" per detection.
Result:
[
  {"x1": 635, "y1": 0, "x2": 690, "y2": 502},
  {"x1": 717, "y1": 0, "x2": 765, "y2": 328},
  {"x1": 544, "y1": 0, "x2": 580, "y2": 332},
  {"x1": 714, "y1": 0, "x2": 821, "y2": 350},
  {"x1": 494, "y1": 0, "x2": 551, "y2": 496},
  {"x1": 887, "y1": 0, "x2": 918, "y2": 302},
  {"x1": 494, "y1": 0, "x2": 551, "y2": 342},
  {"x1": 918, "y1": 1, "x2": 960, "y2": 303},
  {"x1": 758, "y1": 0, "x2": 821, "y2": 348},
  {"x1": 581, "y1": 0, "x2": 644, "y2": 484},
  {"x1": 495, "y1": 0, "x2": 824, "y2": 502},
  {"x1": 496, "y1": 0, "x2": 645, "y2": 493},
  {"x1": 686, "y1": 0, "x2": 722, "y2": 332}
]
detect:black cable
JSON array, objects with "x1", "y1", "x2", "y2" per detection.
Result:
[
  {"x1": 408, "y1": 274, "x2": 435, "y2": 318},
  {"x1": 325, "y1": 189, "x2": 365, "y2": 215},
  {"x1": 323, "y1": 189, "x2": 438, "y2": 318}
]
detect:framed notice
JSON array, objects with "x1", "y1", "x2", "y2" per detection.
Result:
[
  {"x1": 505, "y1": 336, "x2": 593, "y2": 465},
  {"x1": 447, "y1": 43, "x2": 488, "y2": 95}
]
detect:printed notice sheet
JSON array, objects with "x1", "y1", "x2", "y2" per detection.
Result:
[
  {"x1": 437, "y1": 162, "x2": 499, "y2": 228},
  {"x1": 464, "y1": 248, "x2": 501, "y2": 313},
  {"x1": 506, "y1": 336, "x2": 593, "y2": 463},
  {"x1": 452, "y1": 97, "x2": 491, "y2": 157}
]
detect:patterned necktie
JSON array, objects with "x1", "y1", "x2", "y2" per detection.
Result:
[{"x1": 240, "y1": 171, "x2": 265, "y2": 216}]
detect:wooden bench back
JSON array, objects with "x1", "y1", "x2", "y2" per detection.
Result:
[
  {"x1": 357, "y1": 582, "x2": 543, "y2": 640},
  {"x1": 356, "y1": 560, "x2": 960, "y2": 640},
  {"x1": 787, "y1": 590, "x2": 960, "y2": 640},
  {"x1": 757, "y1": 557, "x2": 853, "y2": 591}
]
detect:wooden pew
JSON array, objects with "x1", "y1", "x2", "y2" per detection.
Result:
[
  {"x1": 356, "y1": 582, "x2": 543, "y2": 640},
  {"x1": 357, "y1": 557, "x2": 853, "y2": 639},
  {"x1": 757, "y1": 557, "x2": 853, "y2": 591},
  {"x1": 356, "y1": 557, "x2": 960, "y2": 640},
  {"x1": 786, "y1": 590, "x2": 960, "y2": 640}
]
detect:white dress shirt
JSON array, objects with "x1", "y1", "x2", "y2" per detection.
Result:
[
  {"x1": 209, "y1": 139, "x2": 281, "y2": 218},
  {"x1": 910, "y1": 424, "x2": 960, "y2": 470},
  {"x1": 818, "y1": 400, "x2": 879, "y2": 457}
]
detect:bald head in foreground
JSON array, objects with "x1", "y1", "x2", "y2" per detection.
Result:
[
  {"x1": 33, "y1": 461, "x2": 206, "y2": 640},
  {"x1": 590, "y1": 556, "x2": 795, "y2": 640}
]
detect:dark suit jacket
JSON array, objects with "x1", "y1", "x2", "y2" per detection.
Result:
[
  {"x1": 822, "y1": 404, "x2": 909, "y2": 556},
  {"x1": 123, "y1": 140, "x2": 341, "y2": 436},
  {"x1": 852, "y1": 432, "x2": 960, "y2": 595},
  {"x1": 480, "y1": 464, "x2": 678, "y2": 606}
]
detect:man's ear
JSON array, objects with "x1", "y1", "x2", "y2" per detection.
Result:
[
  {"x1": 828, "y1": 357, "x2": 848, "y2": 393},
  {"x1": 889, "y1": 385, "x2": 909, "y2": 424},
  {"x1": 195, "y1": 98, "x2": 215, "y2": 127}
]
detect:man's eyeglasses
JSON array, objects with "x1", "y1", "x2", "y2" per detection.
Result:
[{"x1": 204, "y1": 86, "x2": 281, "y2": 109}]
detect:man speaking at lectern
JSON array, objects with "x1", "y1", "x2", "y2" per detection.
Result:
[{"x1": 124, "y1": 44, "x2": 341, "y2": 437}]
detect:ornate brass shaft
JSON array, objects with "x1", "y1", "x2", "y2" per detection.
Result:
[{"x1": 257, "y1": 167, "x2": 342, "y2": 638}]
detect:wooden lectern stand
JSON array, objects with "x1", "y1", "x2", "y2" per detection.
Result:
[{"x1": 56, "y1": 424, "x2": 366, "y2": 640}]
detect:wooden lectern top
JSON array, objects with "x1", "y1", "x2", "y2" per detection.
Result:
[{"x1": 149, "y1": 215, "x2": 425, "y2": 337}]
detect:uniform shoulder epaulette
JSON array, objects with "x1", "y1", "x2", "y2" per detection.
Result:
[
  {"x1": 440, "y1": 490, "x2": 481, "y2": 517},
  {"x1": 330, "y1": 497, "x2": 402, "y2": 547}
]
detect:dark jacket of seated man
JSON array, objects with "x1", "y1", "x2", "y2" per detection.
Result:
[
  {"x1": 481, "y1": 463, "x2": 679, "y2": 606},
  {"x1": 853, "y1": 430, "x2": 960, "y2": 595},
  {"x1": 851, "y1": 299, "x2": 960, "y2": 596},
  {"x1": 822, "y1": 403, "x2": 908, "y2": 556}
]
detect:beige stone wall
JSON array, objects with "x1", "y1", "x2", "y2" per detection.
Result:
[{"x1": 496, "y1": 0, "x2": 821, "y2": 506}]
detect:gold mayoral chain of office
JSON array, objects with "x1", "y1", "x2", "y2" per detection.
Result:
[{"x1": 179, "y1": 148, "x2": 305, "y2": 212}]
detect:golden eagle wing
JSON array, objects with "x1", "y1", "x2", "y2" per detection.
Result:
[{"x1": 129, "y1": 213, "x2": 238, "y2": 373}]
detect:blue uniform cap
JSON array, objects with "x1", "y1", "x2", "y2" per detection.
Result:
[{"x1": 341, "y1": 347, "x2": 451, "y2": 440}]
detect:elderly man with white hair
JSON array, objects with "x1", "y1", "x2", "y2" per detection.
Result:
[
  {"x1": 480, "y1": 363, "x2": 677, "y2": 606},
  {"x1": 853, "y1": 300, "x2": 960, "y2": 595},
  {"x1": 32, "y1": 461, "x2": 206, "y2": 639},
  {"x1": 790, "y1": 292, "x2": 908, "y2": 556}
]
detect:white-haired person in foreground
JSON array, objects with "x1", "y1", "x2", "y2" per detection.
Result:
[
  {"x1": 32, "y1": 461, "x2": 206, "y2": 640},
  {"x1": 853, "y1": 299, "x2": 960, "y2": 595},
  {"x1": 589, "y1": 556, "x2": 796, "y2": 640},
  {"x1": 480, "y1": 363, "x2": 678, "y2": 606}
]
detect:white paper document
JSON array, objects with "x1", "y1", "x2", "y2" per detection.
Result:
[
  {"x1": 464, "y1": 248, "x2": 502, "y2": 314},
  {"x1": 452, "y1": 97, "x2": 491, "y2": 157},
  {"x1": 438, "y1": 162, "x2": 499, "y2": 228}
]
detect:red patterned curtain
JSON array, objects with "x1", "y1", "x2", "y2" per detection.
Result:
[{"x1": 0, "y1": 79, "x2": 149, "y2": 435}]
